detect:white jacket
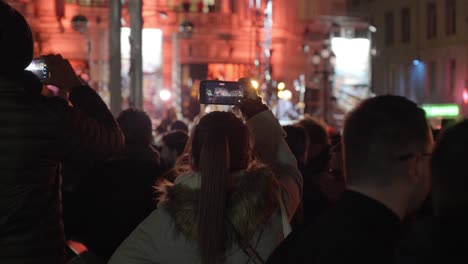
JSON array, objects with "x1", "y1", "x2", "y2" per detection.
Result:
[{"x1": 108, "y1": 110, "x2": 303, "y2": 264}]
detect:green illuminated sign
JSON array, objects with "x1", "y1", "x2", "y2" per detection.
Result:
[{"x1": 421, "y1": 104, "x2": 460, "y2": 118}]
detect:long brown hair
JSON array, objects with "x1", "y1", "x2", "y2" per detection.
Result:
[{"x1": 190, "y1": 111, "x2": 250, "y2": 264}]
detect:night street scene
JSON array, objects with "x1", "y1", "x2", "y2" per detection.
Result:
[{"x1": 1, "y1": 0, "x2": 468, "y2": 263}]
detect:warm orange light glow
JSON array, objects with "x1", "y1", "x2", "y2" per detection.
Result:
[{"x1": 250, "y1": 80, "x2": 259, "y2": 89}]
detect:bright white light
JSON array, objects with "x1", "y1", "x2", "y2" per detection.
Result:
[
  {"x1": 330, "y1": 56, "x2": 336, "y2": 67},
  {"x1": 277, "y1": 82, "x2": 285, "y2": 90},
  {"x1": 413, "y1": 59, "x2": 421, "y2": 66},
  {"x1": 312, "y1": 53, "x2": 321, "y2": 65},
  {"x1": 278, "y1": 90, "x2": 292, "y2": 100},
  {"x1": 369, "y1": 25, "x2": 377, "y2": 33},
  {"x1": 321, "y1": 49, "x2": 331, "y2": 59},
  {"x1": 278, "y1": 90, "x2": 285, "y2": 98},
  {"x1": 331, "y1": 38, "x2": 370, "y2": 86},
  {"x1": 160, "y1": 89, "x2": 171, "y2": 101},
  {"x1": 250, "y1": 80, "x2": 259, "y2": 89},
  {"x1": 121, "y1": 28, "x2": 163, "y2": 72}
]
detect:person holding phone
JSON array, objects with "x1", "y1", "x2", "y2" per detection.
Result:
[
  {"x1": 0, "y1": 2, "x2": 124, "y2": 264},
  {"x1": 108, "y1": 78, "x2": 303, "y2": 264}
]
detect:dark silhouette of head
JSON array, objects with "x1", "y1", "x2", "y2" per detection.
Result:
[
  {"x1": 161, "y1": 130, "x2": 189, "y2": 169},
  {"x1": 188, "y1": 111, "x2": 250, "y2": 264},
  {"x1": 343, "y1": 95, "x2": 433, "y2": 217},
  {"x1": 162, "y1": 130, "x2": 189, "y2": 156},
  {"x1": 0, "y1": 1, "x2": 34, "y2": 76},
  {"x1": 283, "y1": 125, "x2": 309, "y2": 165},
  {"x1": 329, "y1": 142, "x2": 344, "y2": 182},
  {"x1": 169, "y1": 120, "x2": 189, "y2": 133},
  {"x1": 117, "y1": 108, "x2": 153, "y2": 146},
  {"x1": 298, "y1": 115, "x2": 330, "y2": 172},
  {"x1": 344, "y1": 95, "x2": 431, "y2": 185},
  {"x1": 431, "y1": 119, "x2": 468, "y2": 214}
]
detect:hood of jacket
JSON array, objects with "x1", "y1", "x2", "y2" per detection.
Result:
[{"x1": 157, "y1": 164, "x2": 280, "y2": 244}]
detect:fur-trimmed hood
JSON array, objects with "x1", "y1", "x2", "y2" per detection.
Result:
[{"x1": 156, "y1": 164, "x2": 280, "y2": 244}]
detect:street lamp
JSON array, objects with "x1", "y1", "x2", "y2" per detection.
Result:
[{"x1": 312, "y1": 45, "x2": 335, "y2": 124}]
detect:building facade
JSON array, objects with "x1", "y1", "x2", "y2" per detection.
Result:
[
  {"x1": 350, "y1": 0, "x2": 468, "y2": 116},
  {"x1": 7, "y1": 0, "x2": 350, "y2": 120}
]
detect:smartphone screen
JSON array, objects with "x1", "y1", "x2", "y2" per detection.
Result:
[
  {"x1": 199, "y1": 80, "x2": 244, "y2": 105},
  {"x1": 25, "y1": 58, "x2": 49, "y2": 82}
]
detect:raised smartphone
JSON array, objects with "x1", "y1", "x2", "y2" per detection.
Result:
[
  {"x1": 25, "y1": 57, "x2": 49, "y2": 82},
  {"x1": 199, "y1": 80, "x2": 244, "y2": 105}
]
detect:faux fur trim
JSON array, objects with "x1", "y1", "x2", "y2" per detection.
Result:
[{"x1": 155, "y1": 164, "x2": 280, "y2": 243}]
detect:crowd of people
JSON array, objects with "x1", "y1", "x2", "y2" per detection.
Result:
[{"x1": 2, "y1": 1, "x2": 468, "y2": 264}]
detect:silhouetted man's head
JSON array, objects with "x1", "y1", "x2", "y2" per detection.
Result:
[
  {"x1": 283, "y1": 125, "x2": 309, "y2": 165},
  {"x1": 343, "y1": 95, "x2": 433, "y2": 214},
  {"x1": 169, "y1": 120, "x2": 189, "y2": 133},
  {"x1": 298, "y1": 116, "x2": 330, "y2": 171},
  {"x1": 161, "y1": 130, "x2": 189, "y2": 169},
  {"x1": 0, "y1": 1, "x2": 34, "y2": 75},
  {"x1": 329, "y1": 142, "x2": 344, "y2": 183},
  {"x1": 117, "y1": 108, "x2": 153, "y2": 146},
  {"x1": 431, "y1": 119, "x2": 468, "y2": 214}
]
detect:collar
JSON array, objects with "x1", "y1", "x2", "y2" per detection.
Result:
[{"x1": 339, "y1": 190, "x2": 402, "y2": 229}]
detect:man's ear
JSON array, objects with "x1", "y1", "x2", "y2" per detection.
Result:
[{"x1": 407, "y1": 154, "x2": 423, "y2": 185}]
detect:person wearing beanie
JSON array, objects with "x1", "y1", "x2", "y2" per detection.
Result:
[{"x1": 0, "y1": 2, "x2": 124, "y2": 263}]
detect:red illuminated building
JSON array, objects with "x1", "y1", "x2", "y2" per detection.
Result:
[{"x1": 7, "y1": 0, "x2": 359, "y2": 122}]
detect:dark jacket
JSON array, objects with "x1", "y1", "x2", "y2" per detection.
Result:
[
  {"x1": 267, "y1": 190, "x2": 403, "y2": 264},
  {"x1": 69, "y1": 144, "x2": 163, "y2": 262},
  {"x1": 397, "y1": 212, "x2": 468, "y2": 263},
  {"x1": 0, "y1": 75, "x2": 123, "y2": 264},
  {"x1": 300, "y1": 147, "x2": 343, "y2": 228}
]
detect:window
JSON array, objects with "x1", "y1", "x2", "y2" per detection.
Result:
[
  {"x1": 385, "y1": 11, "x2": 394, "y2": 46},
  {"x1": 401, "y1": 8, "x2": 411, "y2": 43},
  {"x1": 449, "y1": 59, "x2": 456, "y2": 97},
  {"x1": 347, "y1": 0, "x2": 361, "y2": 12},
  {"x1": 446, "y1": 0, "x2": 456, "y2": 36},
  {"x1": 427, "y1": 2, "x2": 437, "y2": 39},
  {"x1": 299, "y1": 0, "x2": 317, "y2": 21},
  {"x1": 428, "y1": 61, "x2": 437, "y2": 100},
  {"x1": 65, "y1": 0, "x2": 107, "y2": 7}
]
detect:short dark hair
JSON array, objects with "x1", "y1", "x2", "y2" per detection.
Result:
[
  {"x1": 162, "y1": 130, "x2": 189, "y2": 156},
  {"x1": 170, "y1": 120, "x2": 189, "y2": 133},
  {"x1": 0, "y1": 1, "x2": 34, "y2": 74},
  {"x1": 298, "y1": 115, "x2": 329, "y2": 146},
  {"x1": 431, "y1": 119, "x2": 468, "y2": 213},
  {"x1": 343, "y1": 95, "x2": 429, "y2": 186},
  {"x1": 283, "y1": 125, "x2": 309, "y2": 164},
  {"x1": 117, "y1": 108, "x2": 153, "y2": 145}
]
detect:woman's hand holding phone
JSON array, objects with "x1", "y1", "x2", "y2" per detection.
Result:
[
  {"x1": 238, "y1": 78, "x2": 259, "y2": 101},
  {"x1": 238, "y1": 77, "x2": 268, "y2": 119},
  {"x1": 43, "y1": 54, "x2": 82, "y2": 92}
]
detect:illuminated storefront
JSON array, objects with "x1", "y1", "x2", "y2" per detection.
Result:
[{"x1": 331, "y1": 37, "x2": 373, "y2": 113}]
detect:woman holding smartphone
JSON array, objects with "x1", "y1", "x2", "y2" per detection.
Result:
[{"x1": 109, "y1": 79, "x2": 302, "y2": 264}]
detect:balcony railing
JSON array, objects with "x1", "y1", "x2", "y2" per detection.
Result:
[
  {"x1": 65, "y1": 0, "x2": 107, "y2": 7},
  {"x1": 176, "y1": 12, "x2": 238, "y2": 29}
]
